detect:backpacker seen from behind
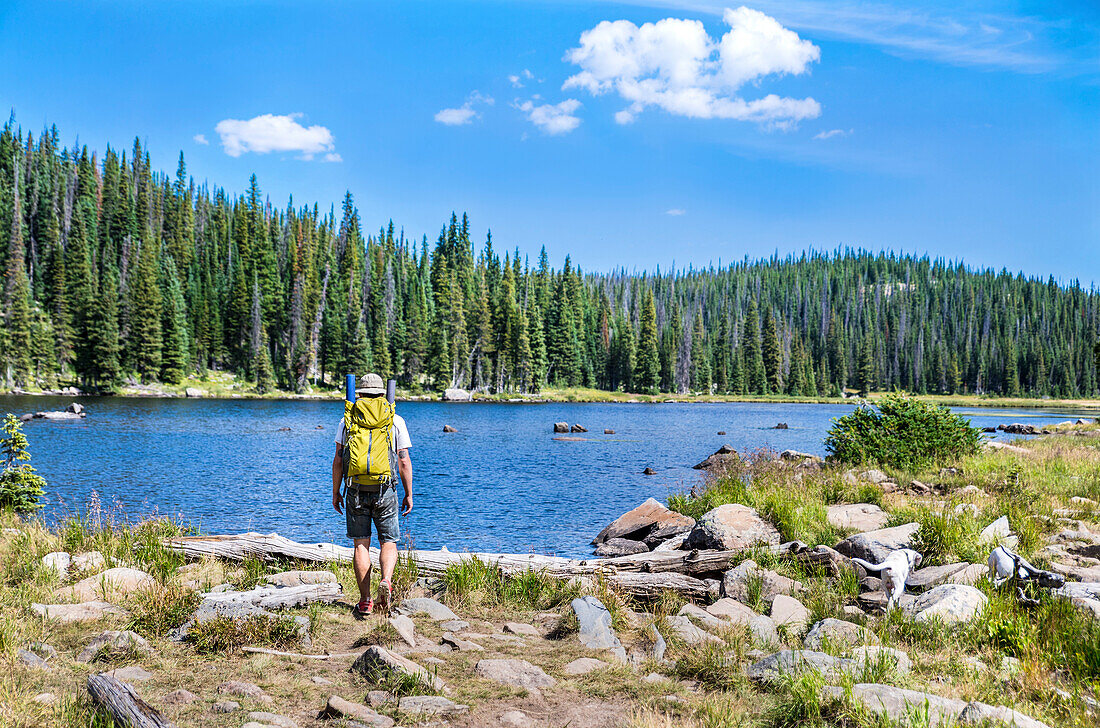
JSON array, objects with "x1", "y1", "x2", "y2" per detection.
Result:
[{"x1": 342, "y1": 397, "x2": 396, "y2": 491}]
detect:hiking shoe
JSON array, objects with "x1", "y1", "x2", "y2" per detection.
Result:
[
  {"x1": 376, "y1": 580, "x2": 392, "y2": 615},
  {"x1": 355, "y1": 598, "x2": 373, "y2": 617}
]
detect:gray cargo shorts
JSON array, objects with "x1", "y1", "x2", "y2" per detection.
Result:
[{"x1": 345, "y1": 485, "x2": 400, "y2": 544}]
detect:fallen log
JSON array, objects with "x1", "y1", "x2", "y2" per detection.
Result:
[
  {"x1": 608, "y1": 572, "x2": 711, "y2": 600},
  {"x1": 201, "y1": 582, "x2": 343, "y2": 610},
  {"x1": 87, "y1": 673, "x2": 175, "y2": 728},
  {"x1": 242, "y1": 646, "x2": 359, "y2": 659}
]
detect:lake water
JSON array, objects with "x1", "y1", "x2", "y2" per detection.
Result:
[{"x1": 1, "y1": 396, "x2": 1092, "y2": 557}]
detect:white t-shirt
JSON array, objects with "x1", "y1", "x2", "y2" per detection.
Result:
[{"x1": 335, "y1": 413, "x2": 412, "y2": 452}]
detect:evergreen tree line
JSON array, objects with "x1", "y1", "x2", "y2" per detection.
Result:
[{"x1": 1, "y1": 119, "x2": 1098, "y2": 398}]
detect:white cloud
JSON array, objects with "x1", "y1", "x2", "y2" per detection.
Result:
[
  {"x1": 214, "y1": 113, "x2": 336, "y2": 159},
  {"x1": 435, "y1": 91, "x2": 494, "y2": 126},
  {"x1": 666, "y1": 208, "x2": 686, "y2": 215},
  {"x1": 563, "y1": 6, "x2": 821, "y2": 127},
  {"x1": 515, "y1": 99, "x2": 583, "y2": 135},
  {"x1": 193, "y1": 133, "x2": 209, "y2": 145},
  {"x1": 813, "y1": 128, "x2": 851, "y2": 140},
  {"x1": 323, "y1": 152, "x2": 343, "y2": 162},
  {"x1": 508, "y1": 69, "x2": 535, "y2": 88}
]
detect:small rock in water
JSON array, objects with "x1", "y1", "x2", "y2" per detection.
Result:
[
  {"x1": 442, "y1": 425, "x2": 457, "y2": 432},
  {"x1": 642, "y1": 467, "x2": 656, "y2": 475},
  {"x1": 774, "y1": 422, "x2": 788, "y2": 429},
  {"x1": 604, "y1": 429, "x2": 615, "y2": 434},
  {"x1": 717, "y1": 430, "x2": 726, "y2": 435},
  {"x1": 571, "y1": 423, "x2": 587, "y2": 433},
  {"x1": 553, "y1": 422, "x2": 569, "y2": 433}
]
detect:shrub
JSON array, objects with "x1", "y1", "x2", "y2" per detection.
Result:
[
  {"x1": 187, "y1": 614, "x2": 302, "y2": 653},
  {"x1": 0, "y1": 414, "x2": 46, "y2": 512},
  {"x1": 127, "y1": 583, "x2": 200, "y2": 637},
  {"x1": 824, "y1": 394, "x2": 981, "y2": 469}
]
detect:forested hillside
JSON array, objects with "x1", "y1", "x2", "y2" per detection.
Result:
[{"x1": 1, "y1": 119, "x2": 1097, "y2": 398}]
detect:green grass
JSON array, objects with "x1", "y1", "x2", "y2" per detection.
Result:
[
  {"x1": 186, "y1": 613, "x2": 303, "y2": 653},
  {"x1": 441, "y1": 556, "x2": 580, "y2": 611}
]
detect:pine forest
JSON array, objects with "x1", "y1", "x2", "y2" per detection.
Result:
[{"x1": 1, "y1": 119, "x2": 1097, "y2": 399}]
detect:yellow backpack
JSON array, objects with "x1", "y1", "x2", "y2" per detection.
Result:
[{"x1": 342, "y1": 397, "x2": 395, "y2": 490}]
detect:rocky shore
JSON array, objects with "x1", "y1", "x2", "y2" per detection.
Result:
[{"x1": 4, "y1": 422, "x2": 1100, "y2": 727}]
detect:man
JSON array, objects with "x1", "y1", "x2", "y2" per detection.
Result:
[{"x1": 332, "y1": 372, "x2": 413, "y2": 615}]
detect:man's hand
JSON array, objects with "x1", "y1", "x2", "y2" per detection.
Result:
[
  {"x1": 401, "y1": 494, "x2": 413, "y2": 516},
  {"x1": 333, "y1": 491, "x2": 344, "y2": 514}
]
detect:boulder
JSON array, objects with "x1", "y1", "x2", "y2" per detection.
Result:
[
  {"x1": 858, "y1": 591, "x2": 917, "y2": 612},
  {"x1": 983, "y1": 441, "x2": 1031, "y2": 456},
  {"x1": 664, "y1": 615, "x2": 721, "y2": 644},
  {"x1": 705, "y1": 598, "x2": 779, "y2": 645},
  {"x1": 824, "y1": 683, "x2": 966, "y2": 727},
  {"x1": 322, "y1": 695, "x2": 395, "y2": 727},
  {"x1": 217, "y1": 681, "x2": 272, "y2": 704},
  {"x1": 1001, "y1": 423, "x2": 1038, "y2": 435},
  {"x1": 803, "y1": 619, "x2": 878, "y2": 651},
  {"x1": 41, "y1": 552, "x2": 71, "y2": 579},
  {"x1": 398, "y1": 597, "x2": 458, "y2": 621},
  {"x1": 500, "y1": 710, "x2": 532, "y2": 728},
  {"x1": 104, "y1": 665, "x2": 153, "y2": 681},
  {"x1": 184, "y1": 387, "x2": 206, "y2": 398},
  {"x1": 213, "y1": 700, "x2": 240, "y2": 712},
  {"x1": 592, "y1": 497, "x2": 694, "y2": 544},
  {"x1": 717, "y1": 431, "x2": 726, "y2": 435},
  {"x1": 563, "y1": 657, "x2": 608, "y2": 675},
  {"x1": 721, "y1": 559, "x2": 800, "y2": 604},
  {"x1": 693, "y1": 444, "x2": 742, "y2": 471},
  {"x1": 264, "y1": 570, "x2": 337, "y2": 587},
  {"x1": 247, "y1": 712, "x2": 298, "y2": 728},
  {"x1": 72, "y1": 551, "x2": 106, "y2": 573},
  {"x1": 906, "y1": 563, "x2": 969, "y2": 592},
  {"x1": 18, "y1": 649, "x2": 50, "y2": 670},
  {"x1": 947, "y1": 563, "x2": 987, "y2": 586},
  {"x1": 398, "y1": 695, "x2": 469, "y2": 717},
  {"x1": 442, "y1": 388, "x2": 471, "y2": 402},
  {"x1": 958, "y1": 703, "x2": 1051, "y2": 728},
  {"x1": 474, "y1": 659, "x2": 556, "y2": 690},
  {"x1": 352, "y1": 646, "x2": 445, "y2": 691},
  {"x1": 826, "y1": 504, "x2": 889, "y2": 532},
  {"x1": 553, "y1": 422, "x2": 569, "y2": 433},
  {"x1": 904, "y1": 584, "x2": 986, "y2": 624},
  {"x1": 594, "y1": 538, "x2": 648, "y2": 557},
  {"x1": 503, "y1": 622, "x2": 540, "y2": 637},
  {"x1": 770, "y1": 595, "x2": 811, "y2": 634},
  {"x1": 652, "y1": 534, "x2": 687, "y2": 551},
  {"x1": 30, "y1": 601, "x2": 126, "y2": 623},
  {"x1": 77, "y1": 630, "x2": 151, "y2": 662},
  {"x1": 33, "y1": 410, "x2": 85, "y2": 420},
  {"x1": 570, "y1": 424, "x2": 587, "y2": 433},
  {"x1": 442, "y1": 425, "x2": 457, "y2": 433},
  {"x1": 859, "y1": 469, "x2": 890, "y2": 484},
  {"x1": 61, "y1": 567, "x2": 155, "y2": 601},
  {"x1": 571, "y1": 596, "x2": 627, "y2": 662},
  {"x1": 388, "y1": 615, "x2": 417, "y2": 647},
  {"x1": 684, "y1": 504, "x2": 780, "y2": 551},
  {"x1": 163, "y1": 689, "x2": 199, "y2": 705},
  {"x1": 67, "y1": 402, "x2": 85, "y2": 414},
  {"x1": 834, "y1": 523, "x2": 920, "y2": 563},
  {"x1": 979, "y1": 516, "x2": 1017, "y2": 548},
  {"x1": 438, "y1": 619, "x2": 470, "y2": 632},
  {"x1": 367, "y1": 690, "x2": 396, "y2": 707},
  {"x1": 747, "y1": 650, "x2": 848, "y2": 683},
  {"x1": 780, "y1": 450, "x2": 822, "y2": 463},
  {"x1": 441, "y1": 632, "x2": 483, "y2": 652}
]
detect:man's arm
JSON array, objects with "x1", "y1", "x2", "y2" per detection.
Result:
[
  {"x1": 332, "y1": 444, "x2": 344, "y2": 514},
  {"x1": 398, "y1": 449, "x2": 413, "y2": 515}
]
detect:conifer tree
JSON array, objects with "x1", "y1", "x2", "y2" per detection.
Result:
[
  {"x1": 690, "y1": 309, "x2": 711, "y2": 392},
  {"x1": 634, "y1": 289, "x2": 660, "y2": 394},
  {"x1": 762, "y1": 307, "x2": 782, "y2": 393},
  {"x1": 126, "y1": 235, "x2": 163, "y2": 381},
  {"x1": 743, "y1": 299, "x2": 766, "y2": 394},
  {"x1": 160, "y1": 258, "x2": 188, "y2": 384},
  {"x1": 4, "y1": 169, "x2": 33, "y2": 387}
]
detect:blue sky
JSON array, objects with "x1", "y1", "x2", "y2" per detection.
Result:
[{"x1": 2, "y1": 1, "x2": 1097, "y2": 280}]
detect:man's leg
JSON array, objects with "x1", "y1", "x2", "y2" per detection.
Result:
[
  {"x1": 379, "y1": 541, "x2": 398, "y2": 585},
  {"x1": 353, "y1": 538, "x2": 373, "y2": 604}
]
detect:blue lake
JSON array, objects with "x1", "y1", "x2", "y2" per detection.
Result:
[{"x1": 1, "y1": 396, "x2": 1092, "y2": 557}]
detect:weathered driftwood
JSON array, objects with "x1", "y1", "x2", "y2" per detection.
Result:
[
  {"x1": 87, "y1": 673, "x2": 175, "y2": 728},
  {"x1": 201, "y1": 582, "x2": 343, "y2": 610},
  {"x1": 608, "y1": 572, "x2": 711, "y2": 599},
  {"x1": 599, "y1": 548, "x2": 744, "y2": 575},
  {"x1": 165, "y1": 532, "x2": 354, "y2": 563},
  {"x1": 242, "y1": 646, "x2": 359, "y2": 659}
]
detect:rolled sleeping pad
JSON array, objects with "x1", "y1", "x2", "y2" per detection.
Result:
[
  {"x1": 345, "y1": 374, "x2": 355, "y2": 403},
  {"x1": 386, "y1": 378, "x2": 396, "y2": 404}
]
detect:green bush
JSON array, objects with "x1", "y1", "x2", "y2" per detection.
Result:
[
  {"x1": 824, "y1": 394, "x2": 981, "y2": 469},
  {"x1": 0, "y1": 414, "x2": 46, "y2": 512}
]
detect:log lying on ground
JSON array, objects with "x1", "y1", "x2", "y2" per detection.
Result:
[
  {"x1": 87, "y1": 673, "x2": 175, "y2": 728},
  {"x1": 242, "y1": 646, "x2": 359, "y2": 659}
]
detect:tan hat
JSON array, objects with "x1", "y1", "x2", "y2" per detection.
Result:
[{"x1": 355, "y1": 373, "x2": 386, "y2": 396}]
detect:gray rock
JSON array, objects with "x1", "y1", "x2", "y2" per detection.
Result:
[
  {"x1": 352, "y1": 646, "x2": 445, "y2": 691},
  {"x1": 441, "y1": 632, "x2": 484, "y2": 652},
  {"x1": 104, "y1": 665, "x2": 153, "y2": 681},
  {"x1": 311, "y1": 675, "x2": 333, "y2": 685},
  {"x1": 217, "y1": 681, "x2": 272, "y2": 704},
  {"x1": 442, "y1": 388, "x2": 471, "y2": 401},
  {"x1": 41, "y1": 551, "x2": 71, "y2": 579},
  {"x1": 264, "y1": 570, "x2": 337, "y2": 587},
  {"x1": 593, "y1": 497, "x2": 695, "y2": 544},
  {"x1": 677, "y1": 603, "x2": 725, "y2": 630},
  {"x1": 803, "y1": 619, "x2": 878, "y2": 651},
  {"x1": 648, "y1": 623, "x2": 667, "y2": 662},
  {"x1": 563, "y1": 657, "x2": 608, "y2": 675},
  {"x1": 442, "y1": 425, "x2": 457, "y2": 432},
  {"x1": 67, "y1": 402, "x2": 85, "y2": 414},
  {"x1": 17, "y1": 649, "x2": 50, "y2": 669},
  {"x1": 826, "y1": 504, "x2": 889, "y2": 532},
  {"x1": 685, "y1": 504, "x2": 780, "y2": 551},
  {"x1": 72, "y1": 551, "x2": 106, "y2": 572},
  {"x1": 388, "y1": 614, "x2": 417, "y2": 647},
  {"x1": 980, "y1": 516, "x2": 1017, "y2": 548},
  {"x1": 62, "y1": 567, "x2": 155, "y2": 601},
  {"x1": 163, "y1": 689, "x2": 198, "y2": 705},
  {"x1": 23, "y1": 641, "x2": 57, "y2": 660},
  {"x1": 722, "y1": 559, "x2": 801, "y2": 604},
  {"x1": 571, "y1": 596, "x2": 627, "y2": 662},
  {"x1": 398, "y1": 597, "x2": 458, "y2": 621},
  {"x1": 747, "y1": 650, "x2": 849, "y2": 683},
  {"x1": 438, "y1": 619, "x2": 469, "y2": 632},
  {"x1": 503, "y1": 622, "x2": 540, "y2": 636},
  {"x1": 185, "y1": 387, "x2": 206, "y2": 398},
  {"x1": 212, "y1": 700, "x2": 240, "y2": 713},
  {"x1": 860, "y1": 469, "x2": 890, "y2": 484},
  {"x1": 247, "y1": 712, "x2": 298, "y2": 728},
  {"x1": 367, "y1": 690, "x2": 396, "y2": 707},
  {"x1": 858, "y1": 590, "x2": 917, "y2": 612},
  {"x1": 693, "y1": 444, "x2": 743, "y2": 471},
  {"x1": 323, "y1": 695, "x2": 395, "y2": 727},
  {"x1": 594, "y1": 538, "x2": 649, "y2": 557},
  {"x1": 76, "y1": 630, "x2": 151, "y2": 663},
  {"x1": 553, "y1": 422, "x2": 569, "y2": 433},
  {"x1": 770, "y1": 594, "x2": 811, "y2": 633},
  {"x1": 824, "y1": 683, "x2": 966, "y2": 727},
  {"x1": 904, "y1": 584, "x2": 987, "y2": 624},
  {"x1": 475, "y1": 658, "x2": 556, "y2": 690},
  {"x1": 947, "y1": 563, "x2": 987, "y2": 586},
  {"x1": 500, "y1": 710, "x2": 532, "y2": 728},
  {"x1": 652, "y1": 534, "x2": 687, "y2": 551},
  {"x1": 706, "y1": 598, "x2": 779, "y2": 645},
  {"x1": 906, "y1": 563, "x2": 969, "y2": 591},
  {"x1": 32, "y1": 692, "x2": 57, "y2": 705},
  {"x1": 835, "y1": 523, "x2": 920, "y2": 563},
  {"x1": 958, "y1": 702, "x2": 1051, "y2": 728},
  {"x1": 398, "y1": 695, "x2": 469, "y2": 717},
  {"x1": 781, "y1": 449, "x2": 822, "y2": 463},
  {"x1": 665, "y1": 615, "x2": 722, "y2": 644}
]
